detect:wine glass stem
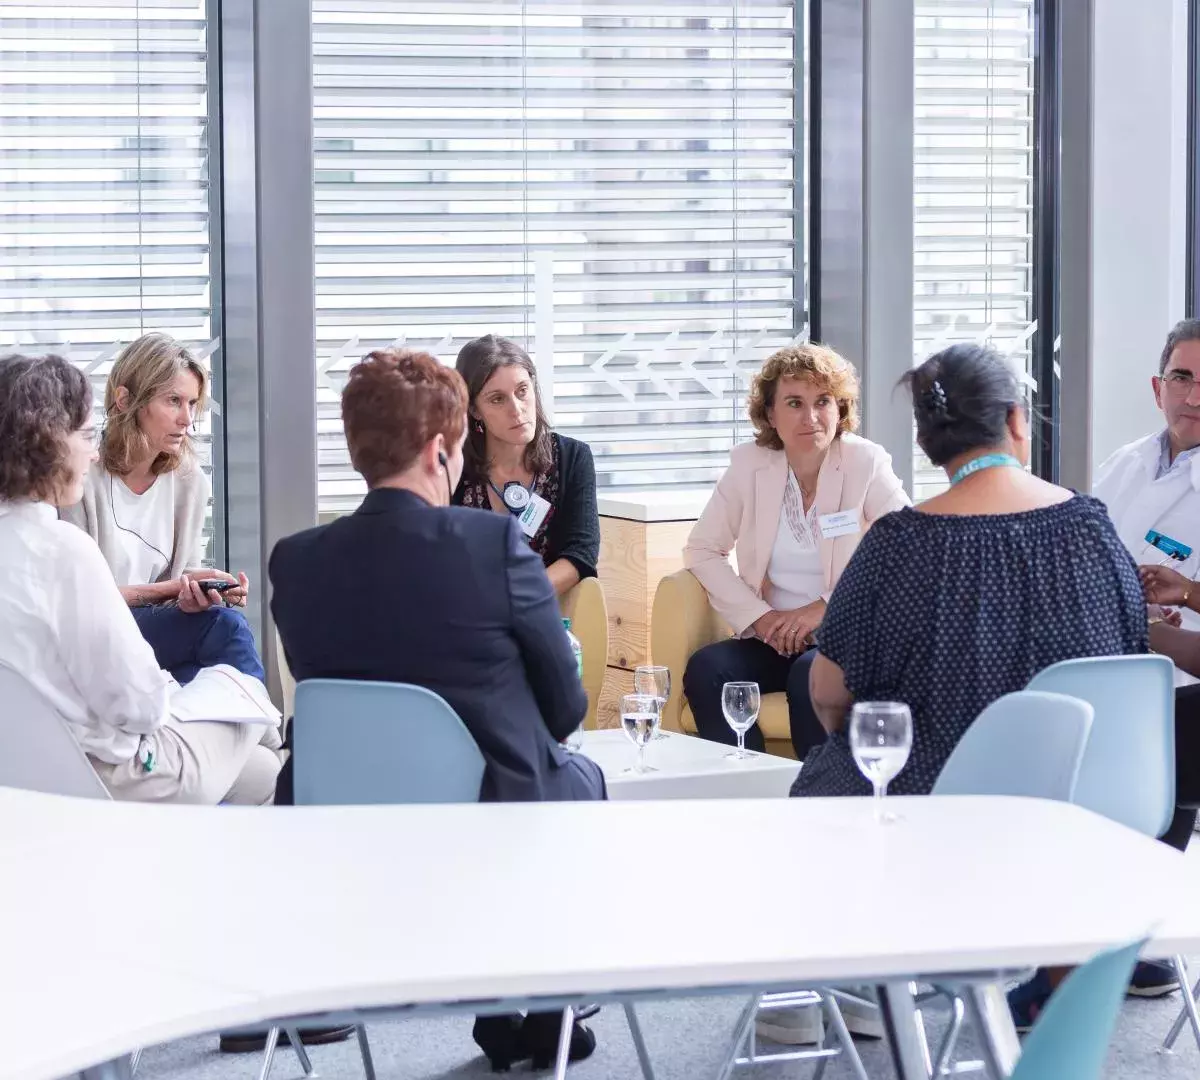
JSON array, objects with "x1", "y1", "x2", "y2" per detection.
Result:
[
  {"x1": 637, "y1": 743, "x2": 646, "y2": 773},
  {"x1": 874, "y1": 780, "x2": 886, "y2": 822},
  {"x1": 736, "y1": 730, "x2": 745, "y2": 758}
]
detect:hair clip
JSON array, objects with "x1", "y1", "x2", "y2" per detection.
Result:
[{"x1": 923, "y1": 379, "x2": 949, "y2": 417}]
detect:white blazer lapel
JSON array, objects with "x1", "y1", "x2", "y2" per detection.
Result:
[
  {"x1": 813, "y1": 440, "x2": 846, "y2": 589},
  {"x1": 752, "y1": 453, "x2": 788, "y2": 592}
]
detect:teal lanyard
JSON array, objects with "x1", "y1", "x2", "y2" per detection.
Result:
[{"x1": 949, "y1": 453, "x2": 1023, "y2": 486}]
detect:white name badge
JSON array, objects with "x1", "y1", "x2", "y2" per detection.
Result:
[
  {"x1": 517, "y1": 491, "x2": 552, "y2": 538},
  {"x1": 818, "y1": 510, "x2": 861, "y2": 539}
]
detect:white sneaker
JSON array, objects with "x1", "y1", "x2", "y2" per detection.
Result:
[
  {"x1": 833, "y1": 990, "x2": 884, "y2": 1039},
  {"x1": 754, "y1": 1005, "x2": 824, "y2": 1045}
]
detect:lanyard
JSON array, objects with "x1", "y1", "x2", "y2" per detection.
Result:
[{"x1": 949, "y1": 453, "x2": 1023, "y2": 487}]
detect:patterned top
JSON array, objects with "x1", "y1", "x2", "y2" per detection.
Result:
[
  {"x1": 457, "y1": 434, "x2": 562, "y2": 561},
  {"x1": 790, "y1": 495, "x2": 1149, "y2": 798}
]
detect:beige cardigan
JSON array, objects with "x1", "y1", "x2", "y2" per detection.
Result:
[
  {"x1": 683, "y1": 434, "x2": 910, "y2": 636},
  {"x1": 59, "y1": 460, "x2": 211, "y2": 586}
]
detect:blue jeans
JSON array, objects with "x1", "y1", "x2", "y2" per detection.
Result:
[{"x1": 132, "y1": 605, "x2": 265, "y2": 685}]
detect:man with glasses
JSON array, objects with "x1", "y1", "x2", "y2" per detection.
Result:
[
  {"x1": 1094, "y1": 318, "x2": 1200, "y2": 622},
  {"x1": 1090, "y1": 318, "x2": 1200, "y2": 1000}
]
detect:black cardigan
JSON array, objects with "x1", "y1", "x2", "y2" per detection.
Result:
[{"x1": 452, "y1": 432, "x2": 600, "y2": 580}]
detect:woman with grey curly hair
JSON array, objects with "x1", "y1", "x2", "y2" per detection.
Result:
[
  {"x1": 0, "y1": 352, "x2": 281, "y2": 805},
  {"x1": 680, "y1": 341, "x2": 909, "y2": 771}
]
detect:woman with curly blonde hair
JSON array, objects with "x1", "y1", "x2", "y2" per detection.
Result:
[
  {"x1": 682, "y1": 341, "x2": 909, "y2": 766},
  {"x1": 60, "y1": 332, "x2": 263, "y2": 685}
]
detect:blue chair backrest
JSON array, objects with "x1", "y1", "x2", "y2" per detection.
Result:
[
  {"x1": 1027, "y1": 655, "x2": 1175, "y2": 837},
  {"x1": 932, "y1": 691, "x2": 1093, "y2": 801},
  {"x1": 292, "y1": 680, "x2": 485, "y2": 806},
  {"x1": 1011, "y1": 937, "x2": 1146, "y2": 1080}
]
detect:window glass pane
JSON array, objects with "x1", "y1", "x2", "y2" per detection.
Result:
[
  {"x1": 914, "y1": 0, "x2": 1035, "y2": 499},
  {"x1": 0, "y1": 0, "x2": 218, "y2": 557},
  {"x1": 313, "y1": 0, "x2": 805, "y2": 516}
]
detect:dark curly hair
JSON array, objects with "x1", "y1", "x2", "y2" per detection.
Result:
[{"x1": 0, "y1": 353, "x2": 92, "y2": 501}]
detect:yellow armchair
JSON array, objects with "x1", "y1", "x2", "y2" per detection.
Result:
[
  {"x1": 559, "y1": 576, "x2": 608, "y2": 730},
  {"x1": 651, "y1": 569, "x2": 796, "y2": 759}
]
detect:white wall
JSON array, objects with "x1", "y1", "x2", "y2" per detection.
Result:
[{"x1": 1087, "y1": 0, "x2": 1189, "y2": 471}]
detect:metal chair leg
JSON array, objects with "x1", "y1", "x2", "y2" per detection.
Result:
[
  {"x1": 964, "y1": 984, "x2": 1020, "y2": 1079},
  {"x1": 911, "y1": 981, "x2": 934, "y2": 1078},
  {"x1": 823, "y1": 995, "x2": 871, "y2": 1080},
  {"x1": 257, "y1": 1027, "x2": 281, "y2": 1080},
  {"x1": 715, "y1": 995, "x2": 761, "y2": 1080},
  {"x1": 553, "y1": 1006, "x2": 576, "y2": 1080},
  {"x1": 1163, "y1": 964, "x2": 1200, "y2": 1050},
  {"x1": 933, "y1": 994, "x2": 967, "y2": 1077},
  {"x1": 129, "y1": 1048, "x2": 142, "y2": 1077},
  {"x1": 356, "y1": 1025, "x2": 377, "y2": 1080},
  {"x1": 621, "y1": 1003, "x2": 656, "y2": 1080},
  {"x1": 284, "y1": 1026, "x2": 315, "y2": 1077},
  {"x1": 1163, "y1": 956, "x2": 1200, "y2": 1053}
]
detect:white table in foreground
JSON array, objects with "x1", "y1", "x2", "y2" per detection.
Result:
[
  {"x1": 4, "y1": 791, "x2": 1200, "y2": 1080},
  {"x1": 580, "y1": 728, "x2": 800, "y2": 799}
]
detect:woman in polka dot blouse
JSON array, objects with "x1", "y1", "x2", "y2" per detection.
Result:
[{"x1": 791, "y1": 343, "x2": 1148, "y2": 799}]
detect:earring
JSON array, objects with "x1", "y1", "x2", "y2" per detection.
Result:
[{"x1": 475, "y1": 419, "x2": 484, "y2": 435}]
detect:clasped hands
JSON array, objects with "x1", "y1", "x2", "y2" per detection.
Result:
[{"x1": 752, "y1": 599, "x2": 826, "y2": 657}]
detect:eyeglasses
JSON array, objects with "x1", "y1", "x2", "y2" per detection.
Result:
[
  {"x1": 1161, "y1": 371, "x2": 1199, "y2": 394},
  {"x1": 76, "y1": 426, "x2": 100, "y2": 447}
]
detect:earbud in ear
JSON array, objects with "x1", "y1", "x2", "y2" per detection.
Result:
[{"x1": 438, "y1": 451, "x2": 448, "y2": 468}]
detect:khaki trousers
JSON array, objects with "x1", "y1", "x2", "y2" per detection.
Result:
[{"x1": 93, "y1": 716, "x2": 283, "y2": 806}]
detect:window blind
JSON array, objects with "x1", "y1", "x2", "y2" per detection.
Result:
[
  {"x1": 914, "y1": 0, "x2": 1035, "y2": 499},
  {"x1": 313, "y1": 0, "x2": 803, "y2": 516},
  {"x1": 0, "y1": 0, "x2": 216, "y2": 552}
]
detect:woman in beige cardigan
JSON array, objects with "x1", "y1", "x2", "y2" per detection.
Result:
[
  {"x1": 60, "y1": 332, "x2": 263, "y2": 685},
  {"x1": 682, "y1": 342, "x2": 908, "y2": 760}
]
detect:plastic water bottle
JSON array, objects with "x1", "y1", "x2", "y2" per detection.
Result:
[
  {"x1": 562, "y1": 617, "x2": 583, "y2": 680},
  {"x1": 562, "y1": 617, "x2": 585, "y2": 751}
]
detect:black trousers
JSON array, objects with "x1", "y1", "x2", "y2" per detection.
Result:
[
  {"x1": 682, "y1": 637, "x2": 824, "y2": 759},
  {"x1": 1161, "y1": 683, "x2": 1200, "y2": 851}
]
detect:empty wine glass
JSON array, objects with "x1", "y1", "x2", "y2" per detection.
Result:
[
  {"x1": 849, "y1": 702, "x2": 913, "y2": 822},
  {"x1": 721, "y1": 681, "x2": 760, "y2": 761},
  {"x1": 620, "y1": 693, "x2": 661, "y2": 774},
  {"x1": 634, "y1": 665, "x2": 671, "y2": 739}
]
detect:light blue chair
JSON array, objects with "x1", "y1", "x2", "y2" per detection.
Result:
[
  {"x1": 1007, "y1": 937, "x2": 1146, "y2": 1080},
  {"x1": 918, "y1": 691, "x2": 1093, "y2": 1076},
  {"x1": 283, "y1": 680, "x2": 485, "y2": 1080},
  {"x1": 1026, "y1": 654, "x2": 1176, "y2": 837},
  {"x1": 292, "y1": 679, "x2": 485, "y2": 806},
  {"x1": 1022, "y1": 657, "x2": 1200, "y2": 1057},
  {"x1": 932, "y1": 691, "x2": 1094, "y2": 800}
]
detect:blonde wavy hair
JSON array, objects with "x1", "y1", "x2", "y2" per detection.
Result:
[
  {"x1": 102, "y1": 332, "x2": 208, "y2": 477},
  {"x1": 747, "y1": 342, "x2": 860, "y2": 450}
]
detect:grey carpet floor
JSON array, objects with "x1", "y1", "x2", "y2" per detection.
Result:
[{"x1": 133, "y1": 982, "x2": 1200, "y2": 1080}]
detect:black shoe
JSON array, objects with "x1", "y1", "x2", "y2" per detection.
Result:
[
  {"x1": 473, "y1": 1014, "x2": 533, "y2": 1073},
  {"x1": 218, "y1": 1025, "x2": 357, "y2": 1054},
  {"x1": 524, "y1": 1011, "x2": 597, "y2": 1071},
  {"x1": 1128, "y1": 959, "x2": 1180, "y2": 998}
]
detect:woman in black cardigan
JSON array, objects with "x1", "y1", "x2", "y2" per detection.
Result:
[{"x1": 452, "y1": 335, "x2": 600, "y2": 595}]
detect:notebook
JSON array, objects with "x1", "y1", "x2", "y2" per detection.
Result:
[{"x1": 169, "y1": 665, "x2": 281, "y2": 726}]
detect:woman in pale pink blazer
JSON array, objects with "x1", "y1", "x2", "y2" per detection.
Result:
[{"x1": 683, "y1": 342, "x2": 909, "y2": 758}]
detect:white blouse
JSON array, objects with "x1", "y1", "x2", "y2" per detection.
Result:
[
  {"x1": 763, "y1": 471, "x2": 825, "y2": 612},
  {"x1": 0, "y1": 500, "x2": 171, "y2": 765}
]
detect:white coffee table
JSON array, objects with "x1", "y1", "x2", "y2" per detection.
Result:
[{"x1": 578, "y1": 728, "x2": 800, "y2": 800}]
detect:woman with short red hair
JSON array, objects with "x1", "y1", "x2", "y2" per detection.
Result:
[{"x1": 270, "y1": 348, "x2": 602, "y2": 1071}]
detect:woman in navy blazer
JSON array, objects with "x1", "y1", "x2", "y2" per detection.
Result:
[{"x1": 270, "y1": 348, "x2": 601, "y2": 1070}]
